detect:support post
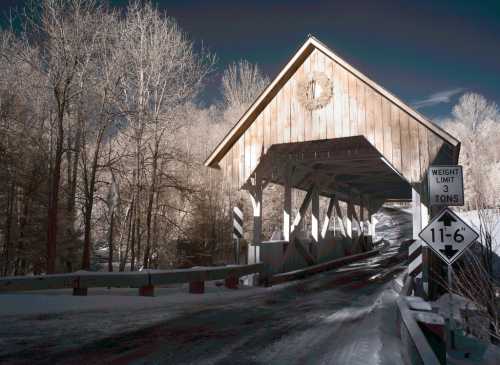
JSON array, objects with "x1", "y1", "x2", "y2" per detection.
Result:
[
  {"x1": 248, "y1": 177, "x2": 263, "y2": 265},
  {"x1": 413, "y1": 187, "x2": 422, "y2": 240},
  {"x1": 139, "y1": 285, "x2": 155, "y2": 297},
  {"x1": 411, "y1": 186, "x2": 429, "y2": 298},
  {"x1": 283, "y1": 173, "x2": 292, "y2": 242},
  {"x1": 321, "y1": 197, "x2": 335, "y2": 239},
  {"x1": 346, "y1": 199, "x2": 353, "y2": 239},
  {"x1": 189, "y1": 281, "x2": 205, "y2": 294},
  {"x1": 334, "y1": 199, "x2": 348, "y2": 237},
  {"x1": 311, "y1": 188, "x2": 319, "y2": 243},
  {"x1": 225, "y1": 276, "x2": 239, "y2": 290},
  {"x1": 291, "y1": 186, "x2": 315, "y2": 234}
]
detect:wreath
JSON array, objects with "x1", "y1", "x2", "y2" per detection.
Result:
[{"x1": 297, "y1": 71, "x2": 333, "y2": 111}]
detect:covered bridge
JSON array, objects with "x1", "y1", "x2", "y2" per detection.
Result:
[{"x1": 205, "y1": 37, "x2": 460, "y2": 280}]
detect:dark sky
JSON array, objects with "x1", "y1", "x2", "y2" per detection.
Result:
[{"x1": 2, "y1": 0, "x2": 500, "y2": 119}]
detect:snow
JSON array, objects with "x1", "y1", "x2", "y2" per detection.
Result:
[
  {"x1": 0, "y1": 282, "x2": 273, "y2": 360},
  {"x1": 405, "y1": 296, "x2": 432, "y2": 311},
  {"x1": 0, "y1": 206, "x2": 410, "y2": 363},
  {"x1": 0, "y1": 282, "x2": 265, "y2": 317},
  {"x1": 457, "y1": 209, "x2": 500, "y2": 252}
]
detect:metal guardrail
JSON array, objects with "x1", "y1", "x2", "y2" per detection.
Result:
[{"x1": 0, "y1": 263, "x2": 265, "y2": 293}]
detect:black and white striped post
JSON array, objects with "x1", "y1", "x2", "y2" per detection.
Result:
[
  {"x1": 233, "y1": 206, "x2": 243, "y2": 264},
  {"x1": 408, "y1": 239, "x2": 423, "y2": 280}
]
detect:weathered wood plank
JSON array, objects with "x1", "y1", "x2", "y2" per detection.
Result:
[
  {"x1": 373, "y1": 92, "x2": 384, "y2": 153},
  {"x1": 418, "y1": 123, "x2": 429, "y2": 182},
  {"x1": 284, "y1": 79, "x2": 292, "y2": 143},
  {"x1": 365, "y1": 86, "x2": 375, "y2": 145},
  {"x1": 323, "y1": 55, "x2": 335, "y2": 139},
  {"x1": 270, "y1": 96, "x2": 278, "y2": 145},
  {"x1": 382, "y1": 97, "x2": 393, "y2": 162},
  {"x1": 290, "y1": 64, "x2": 300, "y2": 143},
  {"x1": 244, "y1": 127, "x2": 252, "y2": 180},
  {"x1": 232, "y1": 135, "x2": 240, "y2": 188},
  {"x1": 255, "y1": 112, "x2": 264, "y2": 168},
  {"x1": 318, "y1": 52, "x2": 330, "y2": 140},
  {"x1": 399, "y1": 110, "x2": 411, "y2": 180},
  {"x1": 409, "y1": 116, "x2": 421, "y2": 183},
  {"x1": 427, "y1": 130, "x2": 444, "y2": 166},
  {"x1": 340, "y1": 65, "x2": 350, "y2": 138},
  {"x1": 356, "y1": 78, "x2": 366, "y2": 137},
  {"x1": 238, "y1": 134, "x2": 245, "y2": 186},
  {"x1": 332, "y1": 61, "x2": 343, "y2": 139},
  {"x1": 390, "y1": 104, "x2": 402, "y2": 172},
  {"x1": 310, "y1": 50, "x2": 320, "y2": 141},
  {"x1": 263, "y1": 103, "x2": 271, "y2": 153},
  {"x1": 348, "y1": 73, "x2": 358, "y2": 136},
  {"x1": 302, "y1": 56, "x2": 313, "y2": 141}
]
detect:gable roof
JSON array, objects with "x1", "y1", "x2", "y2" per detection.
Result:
[{"x1": 205, "y1": 36, "x2": 460, "y2": 168}]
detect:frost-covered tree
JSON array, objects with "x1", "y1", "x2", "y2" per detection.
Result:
[
  {"x1": 222, "y1": 59, "x2": 269, "y2": 126},
  {"x1": 442, "y1": 93, "x2": 500, "y2": 208}
]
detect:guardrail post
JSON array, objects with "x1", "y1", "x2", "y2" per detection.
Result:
[
  {"x1": 139, "y1": 285, "x2": 155, "y2": 297},
  {"x1": 224, "y1": 276, "x2": 238, "y2": 289},
  {"x1": 189, "y1": 281, "x2": 204, "y2": 294},
  {"x1": 139, "y1": 271, "x2": 154, "y2": 296},
  {"x1": 72, "y1": 277, "x2": 87, "y2": 296}
]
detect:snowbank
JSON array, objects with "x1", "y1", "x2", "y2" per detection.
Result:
[{"x1": 0, "y1": 282, "x2": 266, "y2": 317}]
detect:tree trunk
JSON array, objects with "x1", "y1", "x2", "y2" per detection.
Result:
[
  {"x1": 130, "y1": 205, "x2": 136, "y2": 271},
  {"x1": 120, "y1": 199, "x2": 134, "y2": 272},
  {"x1": 2, "y1": 181, "x2": 15, "y2": 276},
  {"x1": 47, "y1": 108, "x2": 65, "y2": 274},
  {"x1": 143, "y1": 148, "x2": 158, "y2": 269},
  {"x1": 82, "y1": 128, "x2": 105, "y2": 270},
  {"x1": 108, "y1": 210, "x2": 114, "y2": 272}
]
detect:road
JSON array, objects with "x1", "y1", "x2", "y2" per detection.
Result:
[
  {"x1": 40, "y1": 240, "x2": 408, "y2": 365},
  {"x1": 0, "y1": 209, "x2": 411, "y2": 365}
]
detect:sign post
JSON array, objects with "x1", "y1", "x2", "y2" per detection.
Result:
[
  {"x1": 233, "y1": 207, "x2": 243, "y2": 264},
  {"x1": 423, "y1": 165, "x2": 472, "y2": 351},
  {"x1": 419, "y1": 207, "x2": 478, "y2": 350}
]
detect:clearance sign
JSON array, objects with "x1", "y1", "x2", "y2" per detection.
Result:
[{"x1": 428, "y1": 165, "x2": 464, "y2": 206}]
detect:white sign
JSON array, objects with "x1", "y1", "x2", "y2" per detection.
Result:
[
  {"x1": 419, "y1": 208, "x2": 478, "y2": 265},
  {"x1": 428, "y1": 165, "x2": 464, "y2": 206}
]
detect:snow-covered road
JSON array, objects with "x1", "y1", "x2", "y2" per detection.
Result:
[{"x1": 1, "y1": 207, "x2": 412, "y2": 365}]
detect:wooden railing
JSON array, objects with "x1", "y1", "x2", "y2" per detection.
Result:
[
  {"x1": 0, "y1": 263, "x2": 265, "y2": 296},
  {"x1": 397, "y1": 274, "x2": 443, "y2": 365}
]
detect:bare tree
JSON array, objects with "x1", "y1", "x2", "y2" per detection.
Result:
[
  {"x1": 114, "y1": 2, "x2": 215, "y2": 269},
  {"x1": 443, "y1": 93, "x2": 500, "y2": 209},
  {"x1": 222, "y1": 59, "x2": 269, "y2": 126}
]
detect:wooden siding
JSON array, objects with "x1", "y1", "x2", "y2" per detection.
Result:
[{"x1": 217, "y1": 49, "x2": 455, "y2": 191}]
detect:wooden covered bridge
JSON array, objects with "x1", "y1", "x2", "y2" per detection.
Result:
[{"x1": 205, "y1": 37, "x2": 460, "y2": 286}]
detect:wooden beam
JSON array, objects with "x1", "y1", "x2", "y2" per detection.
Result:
[
  {"x1": 283, "y1": 168, "x2": 292, "y2": 242},
  {"x1": 248, "y1": 177, "x2": 263, "y2": 264},
  {"x1": 312, "y1": 188, "x2": 319, "y2": 243},
  {"x1": 346, "y1": 199, "x2": 353, "y2": 239},
  {"x1": 334, "y1": 199, "x2": 348, "y2": 237},
  {"x1": 290, "y1": 185, "x2": 316, "y2": 234},
  {"x1": 293, "y1": 237, "x2": 316, "y2": 266},
  {"x1": 321, "y1": 197, "x2": 335, "y2": 239}
]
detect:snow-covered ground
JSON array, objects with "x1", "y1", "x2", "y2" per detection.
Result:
[
  {"x1": 0, "y1": 206, "x2": 410, "y2": 364},
  {"x1": 457, "y1": 209, "x2": 500, "y2": 277}
]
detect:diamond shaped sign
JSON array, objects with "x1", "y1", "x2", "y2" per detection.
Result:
[{"x1": 419, "y1": 208, "x2": 478, "y2": 265}]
